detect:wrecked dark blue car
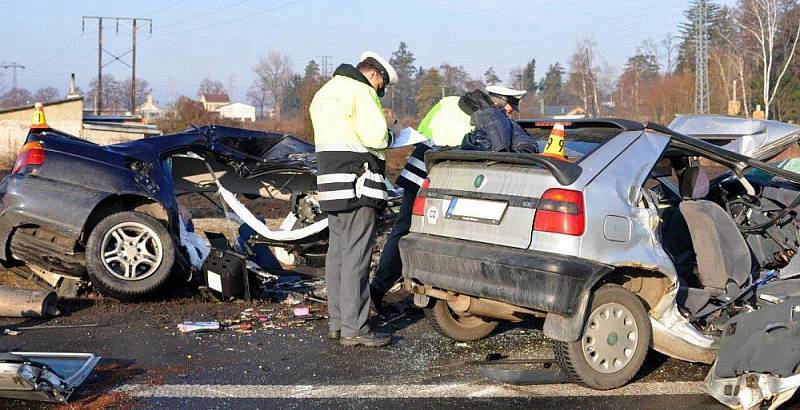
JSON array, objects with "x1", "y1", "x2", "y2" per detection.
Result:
[{"x1": 0, "y1": 125, "x2": 321, "y2": 300}]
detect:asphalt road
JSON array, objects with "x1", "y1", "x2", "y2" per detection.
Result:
[{"x1": 0, "y1": 290, "x2": 774, "y2": 410}]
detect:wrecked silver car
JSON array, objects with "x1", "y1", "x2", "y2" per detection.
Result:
[{"x1": 400, "y1": 118, "x2": 800, "y2": 406}]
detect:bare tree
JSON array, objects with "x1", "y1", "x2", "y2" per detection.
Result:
[
  {"x1": 736, "y1": 0, "x2": 800, "y2": 118},
  {"x1": 197, "y1": 78, "x2": 226, "y2": 97},
  {"x1": 567, "y1": 38, "x2": 602, "y2": 117},
  {"x1": 33, "y1": 86, "x2": 60, "y2": 103},
  {"x1": 661, "y1": 33, "x2": 679, "y2": 74},
  {"x1": 253, "y1": 51, "x2": 294, "y2": 124}
]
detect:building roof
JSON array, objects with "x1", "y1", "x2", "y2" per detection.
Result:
[
  {"x1": 202, "y1": 93, "x2": 230, "y2": 103},
  {"x1": 0, "y1": 96, "x2": 83, "y2": 115},
  {"x1": 217, "y1": 102, "x2": 255, "y2": 110}
]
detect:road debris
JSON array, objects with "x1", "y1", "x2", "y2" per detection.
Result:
[
  {"x1": 3, "y1": 329, "x2": 20, "y2": 336},
  {"x1": 15, "y1": 323, "x2": 101, "y2": 330},
  {"x1": 293, "y1": 306, "x2": 310, "y2": 317},
  {"x1": 177, "y1": 321, "x2": 221, "y2": 333},
  {"x1": 0, "y1": 351, "x2": 100, "y2": 402},
  {"x1": 0, "y1": 285, "x2": 59, "y2": 318}
]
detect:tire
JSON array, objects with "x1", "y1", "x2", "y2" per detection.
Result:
[
  {"x1": 86, "y1": 211, "x2": 175, "y2": 301},
  {"x1": 554, "y1": 284, "x2": 651, "y2": 390},
  {"x1": 424, "y1": 299, "x2": 499, "y2": 341}
]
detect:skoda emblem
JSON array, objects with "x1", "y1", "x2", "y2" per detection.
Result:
[{"x1": 474, "y1": 174, "x2": 485, "y2": 188}]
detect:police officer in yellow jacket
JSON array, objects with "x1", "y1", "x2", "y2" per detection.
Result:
[
  {"x1": 370, "y1": 95, "x2": 472, "y2": 308},
  {"x1": 310, "y1": 52, "x2": 397, "y2": 347}
]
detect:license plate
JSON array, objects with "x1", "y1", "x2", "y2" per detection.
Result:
[{"x1": 446, "y1": 197, "x2": 508, "y2": 224}]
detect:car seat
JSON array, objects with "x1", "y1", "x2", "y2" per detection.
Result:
[
  {"x1": 678, "y1": 166, "x2": 800, "y2": 314},
  {"x1": 675, "y1": 167, "x2": 752, "y2": 316}
]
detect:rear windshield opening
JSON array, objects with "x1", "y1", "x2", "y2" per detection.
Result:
[{"x1": 519, "y1": 126, "x2": 622, "y2": 162}]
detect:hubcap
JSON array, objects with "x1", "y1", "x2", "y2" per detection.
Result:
[
  {"x1": 100, "y1": 222, "x2": 163, "y2": 281},
  {"x1": 581, "y1": 302, "x2": 639, "y2": 374}
]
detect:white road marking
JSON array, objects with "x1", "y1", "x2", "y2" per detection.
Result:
[{"x1": 120, "y1": 381, "x2": 705, "y2": 399}]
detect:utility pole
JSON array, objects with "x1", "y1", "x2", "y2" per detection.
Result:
[
  {"x1": 82, "y1": 16, "x2": 152, "y2": 115},
  {"x1": 0, "y1": 62, "x2": 26, "y2": 91},
  {"x1": 131, "y1": 19, "x2": 136, "y2": 114},
  {"x1": 0, "y1": 62, "x2": 25, "y2": 104},
  {"x1": 694, "y1": 0, "x2": 710, "y2": 114},
  {"x1": 319, "y1": 55, "x2": 332, "y2": 78}
]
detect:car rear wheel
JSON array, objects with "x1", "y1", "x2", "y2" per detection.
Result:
[
  {"x1": 86, "y1": 211, "x2": 175, "y2": 301},
  {"x1": 554, "y1": 284, "x2": 651, "y2": 390},
  {"x1": 424, "y1": 299, "x2": 499, "y2": 341}
]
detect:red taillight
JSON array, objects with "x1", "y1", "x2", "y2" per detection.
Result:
[
  {"x1": 411, "y1": 179, "x2": 430, "y2": 216},
  {"x1": 12, "y1": 141, "x2": 45, "y2": 175},
  {"x1": 533, "y1": 188, "x2": 585, "y2": 236}
]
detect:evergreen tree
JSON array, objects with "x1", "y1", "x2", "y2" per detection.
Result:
[
  {"x1": 389, "y1": 41, "x2": 417, "y2": 116},
  {"x1": 484, "y1": 67, "x2": 501, "y2": 85},
  {"x1": 281, "y1": 74, "x2": 303, "y2": 116},
  {"x1": 522, "y1": 58, "x2": 537, "y2": 92},
  {"x1": 540, "y1": 63, "x2": 566, "y2": 105}
]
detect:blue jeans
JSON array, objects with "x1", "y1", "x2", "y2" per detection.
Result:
[{"x1": 371, "y1": 191, "x2": 415, "y2": 295}]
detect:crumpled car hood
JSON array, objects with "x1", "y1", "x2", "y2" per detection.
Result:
[{"x1": 669, "y1": 115, "x2": 800, "y2": 161}]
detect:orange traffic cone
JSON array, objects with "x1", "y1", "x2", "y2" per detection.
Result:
[
  {"x1": 30, "y1": 102, "x2": 50, "y2": 131},
  {"x1": 543, "y1": 123, "x2": 566, "y2": 159}
]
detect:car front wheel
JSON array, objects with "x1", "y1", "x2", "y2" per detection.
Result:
[
  {"x1": 86, "y1": 211, "x2": 175, "y2": 301},
  {"x1": 554, "y1": 284, "x2": 651, "y2": 390}
]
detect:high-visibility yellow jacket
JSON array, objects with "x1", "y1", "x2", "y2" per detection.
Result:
[
  {"x1": 311, "y1": 64, "x2": 390, "y2": 212},
  {"x1": 396, "y1": 96, "x2": 472, "y2": 192}
]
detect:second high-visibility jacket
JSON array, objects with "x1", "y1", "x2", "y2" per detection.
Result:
[
  {"x1": 310, "y1": 63, "x2": 391, "y2": 212},
  {"x1": 396, "y1": 96, "x2": 472, "y2": 193}
]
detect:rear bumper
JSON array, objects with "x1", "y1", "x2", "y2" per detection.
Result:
[{"x1": 400, "y1": 233, "x2": 613, "y2": 316}]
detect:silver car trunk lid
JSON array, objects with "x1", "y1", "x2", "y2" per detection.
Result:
[{"x1": 415, "y1": 161, "x2": 558, "y2": 248}]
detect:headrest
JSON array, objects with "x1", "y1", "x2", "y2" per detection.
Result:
[{"x1": 679, "y1": 167, "x2": 710, "y2": 199}]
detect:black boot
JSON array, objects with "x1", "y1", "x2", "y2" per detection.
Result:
[
  {"x1": 340, "y1": 331, "x2": 392, "y2": 347},
  {"x1": 370, "y1": 286, "x2": 385, "y2": 314}
]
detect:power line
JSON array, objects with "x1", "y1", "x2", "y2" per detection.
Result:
[
  {"x1": 143, "y1": 0, "x2": 187, "y2": 17},
  {"x1": 156, "y1": 0, "x2": 253, "y2": 30},
  {"x1": 155, "y1": 0, "x2": 307, "y2": 37},
  {"x1": 83, "y1": 16, "x2": 153, "y2": 115}
]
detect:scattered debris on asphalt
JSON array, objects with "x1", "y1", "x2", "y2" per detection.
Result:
[
  {"x1": 3, "y1": 329, "x2": 20, "y2": 336},
  {"x1": 0, "y1": 285, "x2": 59, "y2": 318},
  {"x1": 177, "y1": 321, "x2": 221, "y2": 333},
  {"x1": 15, "y1": 323, "x2": 100, "y2": 331}
]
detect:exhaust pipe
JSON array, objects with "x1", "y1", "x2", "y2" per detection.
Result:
[
  {"x1": 406, "y1": 280, "x2": 539, "y2": 322},
  {"x1": 0, "y1": 286, "x2": 59, "y2": 318}
]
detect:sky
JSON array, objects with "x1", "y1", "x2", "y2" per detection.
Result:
[{"x1": 1, "y1": 0, "x2": 736, "y2": 106}]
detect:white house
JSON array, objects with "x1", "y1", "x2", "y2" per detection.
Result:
[
  {"x1": 217, "y1": 102, "x2": 256, "y2": 122},
  {"x1": 138, "y1": 94, "x2": 162, "y2": 122},
  {"x1": 200, "y1": 93, "x2": 230, "y2": 112}
]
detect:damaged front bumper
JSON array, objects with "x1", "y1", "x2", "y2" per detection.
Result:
[{"x1": 704, "y1": 363, "x2": 800, "y2": 410}]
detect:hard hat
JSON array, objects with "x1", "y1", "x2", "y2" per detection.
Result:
[
  {"x1": 31, "y1": 102, "x2": 50, "y2": 130},
  {"x1": 360, "y1": 51, "x2": 398, "y2": 86},
  {"x1": 543, "y1": 123, "x2": 566, "y2": 158},
  {"x1": 486, "y1": 85, "x2": 528, "y2": 112}
]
